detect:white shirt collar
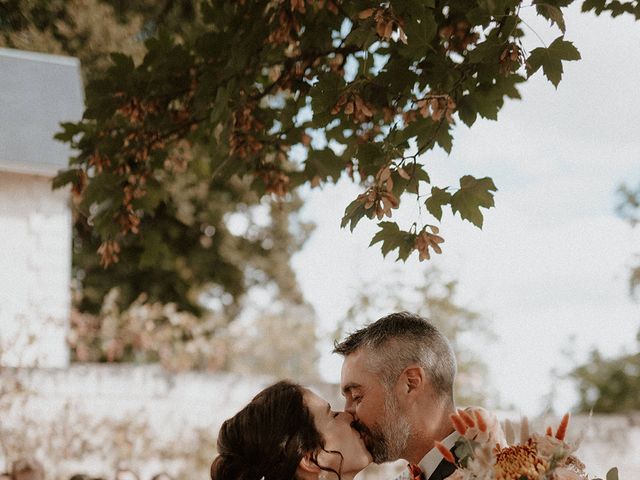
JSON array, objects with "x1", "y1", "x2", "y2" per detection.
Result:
[{"x1": 417, "y1": 430, "x2": 460, "y2": 479}]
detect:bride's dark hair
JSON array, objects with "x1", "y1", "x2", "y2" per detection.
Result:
[{"x1": 210, "y1": 381, "x2": 343, "y2": 480}]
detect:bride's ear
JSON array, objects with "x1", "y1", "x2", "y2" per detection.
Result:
[{"x1": 297, "y1": 453, "x2": 321, "y2": 476}]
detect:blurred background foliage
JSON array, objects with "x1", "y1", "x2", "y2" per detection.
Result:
[
  {"x1": 1, "y1": 0, "x2": 321, "y2": 378},
  {"x1": 334, "y1": 269, "x2": 497, "y2": 406},
  {"x1": 569, "y1": 187, "x2": 640, "y2": 414}
]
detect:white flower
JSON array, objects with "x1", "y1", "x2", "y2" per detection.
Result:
[
  {"x1": 532, "y1": 432, "x2": 573, "y2": 459},
  {"x1": 553, "y1": 467, "x2": 587, "y2": 480}
]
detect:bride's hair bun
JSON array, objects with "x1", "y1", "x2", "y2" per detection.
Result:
[
  {"x1": 210, "y1": 453, "x2": 246, "y2": 480},
  {"x1": 210, "y1": 381, "x2": 324, "y2": 480}
]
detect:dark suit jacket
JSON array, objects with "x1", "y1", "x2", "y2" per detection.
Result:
[
  {"x1": 426, "y1": 445, "x2": 458, "y2": 480},
  {"x1": 427, "y1": 457, "x2": 457, "y2": 480}
]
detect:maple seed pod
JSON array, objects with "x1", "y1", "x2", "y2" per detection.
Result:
[
  {"x1": 344, "y1": 101, "x2": 355, "y2": 115},
  {"x1": 377, "y1": 166, "x2": 391, "y2": 182},
  {"x1": 358, "y1": 8, "x2": 375, "y2": 19},
  {"x1": 310, "y1": 175, "x2": 321, "y2": 188},
  {"x1": 290, "y1": 0, "x2": 305, "y2": 14},
  {"x1": 398, "y1": 27, "x2": 408, "y2": 44},
  {"x1": 383, "y1": 21, "x2": 394, "y2": 39},
  {"x1": 438, "y1": 25, "x2": 454, "y2": 39},
  {"x1": 447, "y1": 97, "x2": 456, "y2": 110}
]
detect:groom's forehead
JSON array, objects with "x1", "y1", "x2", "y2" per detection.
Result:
[{"x1": 341, "y1": 349, "x2": 377, "y2": 385}]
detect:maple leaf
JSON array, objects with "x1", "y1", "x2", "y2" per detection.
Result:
[
  {"x1": 450, "y1": 176, "x2": 497, "y2": 228},
  {"x1": 526, "y1": 36, "x2": 581, "y2": 88}
]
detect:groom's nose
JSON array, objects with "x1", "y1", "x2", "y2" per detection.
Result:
[{"x1": 344, "y1": 400, "x2": 356, "y2": 416}]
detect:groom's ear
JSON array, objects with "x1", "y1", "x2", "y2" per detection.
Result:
[{"x1": 403, "y1": 365, "x2": 426, "y2": 394}]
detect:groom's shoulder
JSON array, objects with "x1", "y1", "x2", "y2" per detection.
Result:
[{"x1": 390, "y1": 470, "x2": 411, "y2": 480}]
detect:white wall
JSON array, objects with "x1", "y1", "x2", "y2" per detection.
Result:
[{"x1": 0, "y1": 171, "x2": 71, "y2": 368}]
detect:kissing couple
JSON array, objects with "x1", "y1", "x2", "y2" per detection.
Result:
[{"x1": 211, "y1": 311, "x2": 465, "y2": 480}]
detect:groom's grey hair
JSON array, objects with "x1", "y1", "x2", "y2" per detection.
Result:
[{"x1": 333, "y1": 311, "x2": 456, "y2": 402}]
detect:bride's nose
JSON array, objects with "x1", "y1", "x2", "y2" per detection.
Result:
[{"x1": 337, "y1": 411, "x2": 355, "y2": 422}]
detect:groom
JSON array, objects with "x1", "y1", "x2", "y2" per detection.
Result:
[{"x1": 334, "y1": 312, "x2": 459, "y2": 480}]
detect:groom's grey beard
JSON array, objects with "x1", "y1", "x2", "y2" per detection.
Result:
[{"x1": 352, "y1": 393, "x2": 410, "y2": 463}]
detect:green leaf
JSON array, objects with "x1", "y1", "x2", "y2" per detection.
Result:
[
  {"x1": 425, "y1": 186, "x2": 452, "y2": 221},
  {"x1": 139, "y1": 230, "x2": 172, "y2": 269},
  {"x1": 414, "y1": 118, "x2": 440, "y2": 150},
  {"x1": 369, "y1": 222, "x2": 417, "y2": 261},
  {"x1": 469, "y1": 38, "x2": 505, "y2": 64},
  {"x1": 109, "y1": 52, "x2": 135, "y2": 73},
  {"x1": 341, "y1": 198, "x2": 369, "y2": 232},
  {"x1": 467, "y1": 7, "x2": 493, "y2": 27},
  {"x1": 399, "y1": 6, "x2": 437, "y2": 58},
  {"x1": 390, "y1": 164, "x2": 430, "y2": 198},
  {"x1": 526, "y1": 36, "x2": 581, "y2": 87},
  {"x1": 435, "y1": 122, "x2": 453, "y2": 153},
  {"x1": 52, "y1": 168, "x2": 82, "y2": 190},
  {"x1": 450, "y1": 176, "x2": 497, "y2": 228},
  {"x1": 478, "y1": 0, "x2": 511, "y2": 15},
  {"x1": 452, "y1": 438, "x2": 479, "y2": 468},
  {"x1": 357, "y1": 142, "x2": 387, "y2": 175},
  {"x1": 54, "y1": 122, "x2": 85, "y2": 143},
  {"x1": 534, "y1": 1, "x2": 566, "y2": 33},
  {"x1": 310, "y1": 72, "x2": 344, "y2": 124},
  {"x1": 303, "y1": 148, "x2": 345, "y2": 182},
  {"x1": 402, "y1": 164, "x2": 431, "y2": 195},
  {"x1": 606, "y1": 467, "x2": 619, "y2": 480},
  {"x1": 457, "y1": 96, "x2": 479, "y2": 127},
  {"x1": 345, "y1": 23, "x2": 377, "y2": 48},
  {"x1": 581, "y1": 0, "x2": 606, "y2": 12}
]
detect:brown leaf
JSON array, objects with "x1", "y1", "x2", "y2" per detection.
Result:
[{"x1": 358, "y1": 8, "x2": 375, "y2": 19}]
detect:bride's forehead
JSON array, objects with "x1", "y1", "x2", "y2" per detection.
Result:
[{"x1": 302, "y1": 389, "x2": 326, "y2": 407}]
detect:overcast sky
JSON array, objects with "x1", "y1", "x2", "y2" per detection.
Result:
[{"x1": 292, "y1": 5, "x2": 640, "y2": 415}]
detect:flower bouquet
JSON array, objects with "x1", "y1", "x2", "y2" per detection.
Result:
[{"x1": 434, "y1": 408, "x2": 619, "y2": 480}]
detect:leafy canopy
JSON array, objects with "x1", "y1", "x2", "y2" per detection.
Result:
[
  {"x1": 54, "y1": 0, "x2": 636, "y2": 263},
  {"x1": 3, "y1": 0, "x2": 314, "y2": 317}
]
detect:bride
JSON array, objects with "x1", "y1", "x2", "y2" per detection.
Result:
[{"x1": 210, "y1": 380, "x2": 372, "y2": 480}]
